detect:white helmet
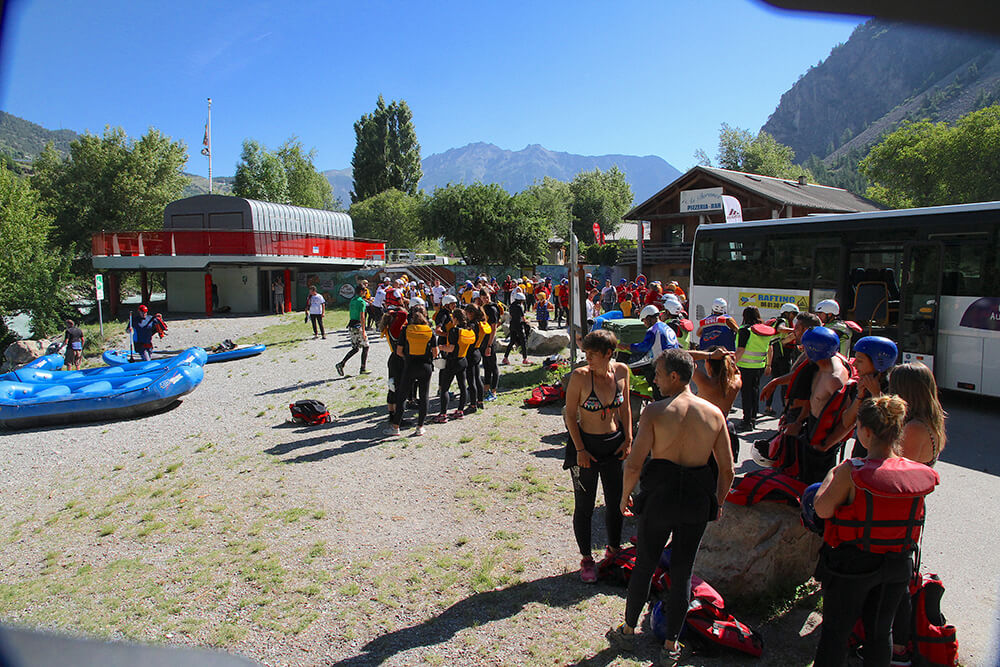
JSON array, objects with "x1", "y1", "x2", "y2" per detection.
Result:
[
  {"x1": 442, "y1": 295, "x2": 458, "y2": 306},
  {"x1": 661, "y1": 295, "x2": 683, "y2": 315},
  {"x1": 639, "y1": 305, "x2": 660, "y2": 320},
  {"x1": 408, "y1": 296, "x2": 425, "y2": 308},
  {"x1": 779, "y1": 302, "x2": 800, "y2": 315},
  {"x1": 712, "y1": 298, "x2": 727, "y2": 314},
  {"x1": 513, "y1": 292, "x2": 526, "y2": 301},
  {"x1": 815, "y1": 299, "x2": 840, "y2": 316}
]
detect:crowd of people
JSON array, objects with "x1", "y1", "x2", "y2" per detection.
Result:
[{"x1": 298, "y1": 269, "x2": 948, "y2": 665}]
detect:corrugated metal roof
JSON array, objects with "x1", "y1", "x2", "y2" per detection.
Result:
[
  {"x1": 624, "y1": 166, "x2": 882, "y2": 220},
  {"x1": 244, "y1": 198, "x2": 354, "y2": 237}
]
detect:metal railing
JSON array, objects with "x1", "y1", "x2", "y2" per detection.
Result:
[{"x1": 92, "y1": 230, "x2": 386, "y2": 262}]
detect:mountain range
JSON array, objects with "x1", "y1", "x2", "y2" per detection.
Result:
[
  {"x1": 0, "y1": 111, "x2": 679, "y2": 205},
  {"x1": 762, "y1": 20, "x2": 1000, "y2": 164}
]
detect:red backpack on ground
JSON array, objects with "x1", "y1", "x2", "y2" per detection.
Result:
[
  {"x1": 651, "y1": 570, "x2": 764, "y2": 657},
  {"x1": 289, "y1": 399, "x2": 331, "y2": 425},
  {"x1": 523, "y1": 383, "x2": 565, "y2": 407}
]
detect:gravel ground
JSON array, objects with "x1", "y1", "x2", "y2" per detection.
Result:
[{"x1": 5, "y1": 310, "x2": 984, "y2": 666}]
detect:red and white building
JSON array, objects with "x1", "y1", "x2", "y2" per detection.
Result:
[{"x1": 91, "y1": 195, "x2": 385, "y2": 315}]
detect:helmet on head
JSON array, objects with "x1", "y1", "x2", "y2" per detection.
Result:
[
  {"x1": 442, "y1": 295, "x2": 458, "y2": 306},
  {"x1": 562, "y1": 278, "x2": 569, "y2": 284},
  {"x1": 408, "y1": 296, "x2": 425, "y2": 308},
  {"x1": 639, "y1": 305, "x2": 660, "y2": 321},
  {"x1": 712, "y1": 298, "x2": 727, "y2": 314},
  {"x1": 800, "y1": 483, "x2": 825, "y2": 535},
  {"x1": 779, "y1": 302, "x2": 800, "y2": 315},
  {"x1": 619, "y1": 278, "x2": 627, "y2": 285},
  {"x1": 661, "y1": 295, "x2": 683, "y2": 316},
  {"x1": 853, "y1": 336, "x2": 898, "y2": 373},
  {"x1": 801, "y1": 326, "x2": 841, "y2": 362},
  {"x1": 465, "y1": 280, "x2": 473, "y2": 287},
  {"x1": 513, "y1": 292, "x2": 525, "y2": 301},
  {"x1": 138, "y1": 305, "x2": 148, "y2": 313},
  {"x1": 815, "y1": 299, "x2": 840, "y2": 316}
]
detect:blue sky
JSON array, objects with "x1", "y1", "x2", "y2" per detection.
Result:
[{"x1": 0, "y1": 0, "x2": 863, "y2": 178}]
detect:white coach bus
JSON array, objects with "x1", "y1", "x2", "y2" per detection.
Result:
[{"x1": 688, "y1": 201, "x2": 1000, "y2": 397}]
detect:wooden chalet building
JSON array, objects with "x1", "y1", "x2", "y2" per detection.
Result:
[{"x1": 620, "y1": 166, "x2": 882, "y2": 288}]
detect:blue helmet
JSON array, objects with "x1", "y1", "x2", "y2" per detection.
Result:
[
  {"x1": 801, "y1": 326, "x2": 840, "y2": 362},
  {"x1": 800, "y1": 482, "x2": 825, "y2": 535},
  {"x1": 854, "y1": 336, "x2": 898, "y2": 373}
]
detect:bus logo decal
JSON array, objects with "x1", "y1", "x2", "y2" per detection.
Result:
[{"x1": 959, "y1": 297, "x2": 1000, "y2": 331}]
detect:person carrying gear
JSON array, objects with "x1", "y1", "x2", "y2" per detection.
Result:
[
  {"x1": 660, "y1": 295, "x2": 693, "y2": 350},
  {"x1": 620, "y1": 305, "x2": 679, "y2": 401},
  {"x1": 809, "y1": 395, "x2": 939, "y2": 667},
  {"x1": 815, "y1": 299, "x2": 857, "y2": 357},
  {"x1": 697, "y1": 298, "x2": 738, "y2": 351}
]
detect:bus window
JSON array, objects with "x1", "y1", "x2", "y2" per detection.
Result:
[
  {"x1": 901, "y1": 243, "x2": 942, "y2": 357},
  {"x1": 769, "y1": 237, "x2": 815, "y2": 290},
  {"x1": 941, "y1": 241, "x2": 988, "y2": 296}
]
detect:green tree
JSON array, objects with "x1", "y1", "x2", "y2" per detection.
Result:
[
  {"x1": 31, "y1": 127, "x2": 188, "y2": 252},
  {"x1": 0, "y1": 162, "x2": 69, "y2": 340},
  {"x1": 569, "y1": 166, "x2": 633, "y2": 243},
  {"x1": 349, "y1": 188, "x2": 426, "y2": 249},
  {"x1": 513, "y1": 176, "x2": 573, "y2": 239},
  {"x1": 708, "y1": 123, "x2": 814, "y2": 181},
  {"x1": 233, "y1": 139, "x2": 288, "y2": 203},
  {"x1": 278, "y1": 137, "x2": 336, "y2": 210},
  {"x1": 351, "y1": 95, "x2": 422, "y2": 203},
  {"x1": 860, "y1": 105, "x2": 1000, "y2": 208},
  {"x1": 421, "y1": 183, "x2": 546, "y2": 265}
]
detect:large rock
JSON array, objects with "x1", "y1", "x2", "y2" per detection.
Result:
[
  {"x1": 527, "y1": 328, "x2": 569, "y2": 356},
  {"x1": 4, "y1": 340, "x2": 47, "y2": 368},
  {"x1": 697, "y1": 501, "x2": 823, "y2": 600}
]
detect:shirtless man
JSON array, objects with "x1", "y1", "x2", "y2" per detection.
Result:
[
  {"x1": 759, "y1": 311, "x2": 821, "y2": 404},
  {"x1": 606, "y1": 349, "x2": 735, "y2": 666}
]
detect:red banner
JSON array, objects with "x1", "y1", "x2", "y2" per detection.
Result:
[{"x1": 592, "y1": 223, "x2": 604, "y2": 245}]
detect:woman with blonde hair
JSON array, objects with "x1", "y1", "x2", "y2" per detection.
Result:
[{"x1": 889, "y1": 363, "x2": 947, "y2": 466}]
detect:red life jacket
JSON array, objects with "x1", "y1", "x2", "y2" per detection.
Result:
[
  {"x1": 823, "y1": 457, "x2": 939, "y2": 554},
  {"x1": 652, "y1": 570, "x2": 763, "y2": 657},
  {"x1": 727, "y1": 469, "x2": 807, "y2": 507}
]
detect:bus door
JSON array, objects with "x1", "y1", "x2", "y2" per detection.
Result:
[
  {"x1": 900, "y1": 242, "x2": 943, "y2": 371},
  {"x1": 811, "y1": 245, "x2": 842, "y2": 309}
]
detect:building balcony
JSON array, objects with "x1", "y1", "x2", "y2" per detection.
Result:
[
  {"x1": 619, "y1": 242, "x2": 692, "y2": 266},
  {"x1": 91, "y1": 229, "x2": 386, "y2": 270}
]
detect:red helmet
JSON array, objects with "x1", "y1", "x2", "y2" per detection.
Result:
[{"x1": 138, "y1": 305, "x2": 148, "y2": 313}]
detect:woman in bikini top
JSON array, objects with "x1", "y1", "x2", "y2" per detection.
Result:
[{"x1": 888, "y1": 363, "x2": 946, "y2": 466}]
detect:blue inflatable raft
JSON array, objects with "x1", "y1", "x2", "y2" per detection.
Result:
[
  {"x1": 103, "y1": 344, "x2": 263, "y2": 365},
  {"x1": 22, "y1": 354, "x2": 65, "y2": 371},
  {"x1": 0, "y1": 362, "x2": 205, "y2": 430},
  {"x1": 7, "y1": 348, "x2": 208, "y2": 385}
]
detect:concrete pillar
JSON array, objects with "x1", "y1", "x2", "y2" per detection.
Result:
[{"x1": 140, "y1": 270, "x2": 150, "y2": 304}]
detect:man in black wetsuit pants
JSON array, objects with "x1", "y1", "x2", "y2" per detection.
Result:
[{"x1": 606, "y1": 348, "x2": 735, "y2": 666}]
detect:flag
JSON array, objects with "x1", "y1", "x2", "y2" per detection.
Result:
[{"x1": 201, "y1": 121, "x2": 210, "y2": 157}]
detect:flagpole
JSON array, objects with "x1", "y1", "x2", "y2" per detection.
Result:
[{"x1": 207, "y1": 98, "x2": 213, "y2": 194}]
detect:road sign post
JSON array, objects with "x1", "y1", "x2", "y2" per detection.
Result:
[{"x1": 95, "y1": 274, "x2": 105, "y2": 338}]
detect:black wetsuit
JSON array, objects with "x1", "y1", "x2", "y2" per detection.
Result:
[
  {"x1": 392, "y1": 324, "x2": 435, "y2": 427},
  {"x1": 625, "y1": 458, "x2": 719, "y2": 642},
  {"x1": 482, "y1": 304, "x2": 501, "y2": 389}
]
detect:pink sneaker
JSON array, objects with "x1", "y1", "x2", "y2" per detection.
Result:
[{"x1": 580, "y1": 557, "x2": 597, "y2": 583}]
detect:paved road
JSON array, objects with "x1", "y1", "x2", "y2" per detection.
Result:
[{"x1": 924, "y1": 392, "x2": 1000, "y2": 666}]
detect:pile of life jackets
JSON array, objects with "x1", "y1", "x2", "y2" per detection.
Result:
[{"x1": 596, "y1": 546, "x2": 763, "y2": 658}]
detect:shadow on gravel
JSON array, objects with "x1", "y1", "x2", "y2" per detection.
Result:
[
  {"x1": 531, "y1": 432, "x2": 566, "y2": 460},
  {"x1": 265, "y1": 422, "x2": 385, "y2": 462},
  {"x1": 256, "y1": 378, "x2": 336, "y2": 396},
  {"x1": 327, "y1": 573, "x2": 617, "y2": 667}
]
